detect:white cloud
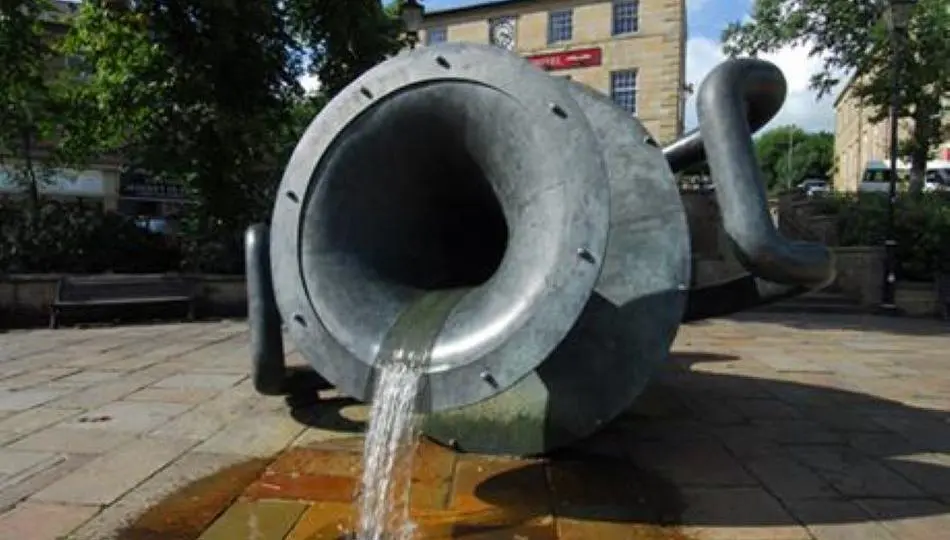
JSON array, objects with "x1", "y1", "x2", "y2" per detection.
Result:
[
  {"x1": 686, "y1": 0, "x2": 712, "y2": 13},
  {"x1": 684, "y1": 37, "x2": 847, "y2": 133}
]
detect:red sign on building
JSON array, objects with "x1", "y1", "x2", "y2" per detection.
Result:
[{"x1": 526, "y1": 48, "x2": 603, "y2": 72}]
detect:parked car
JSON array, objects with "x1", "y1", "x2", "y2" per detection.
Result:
[
  {"x1": 924, "y1": 161, "x2": 950, "y2": 193},
  {"x1": 798, "y1": 178, "x2": 830, "y2": 197}
]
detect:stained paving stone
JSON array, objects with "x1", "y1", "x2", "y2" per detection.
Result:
[
  {"x1": 192, "y1": 412, "x2": 306, "y2": 457},
  {"x1": 151, "y1": 373, "x2": 246, "y2": 390},
  {"x1": 60, "y1": 401, "x2": 191, "y2": 434},
  {"x1": 122, "y1": 386, "x2": 221, "y2": 405},
  {"x1": 0, "y1": 450, "x2": 61, "y2": 477},
  {"x1": 0, "y1": 389, "x2": 72, "y2": 412},
  {"x1": 741, "y1": 455, "x2": 839, "y2": 502},
  {"x1": 8, "y1": 427, "x2": 136, "y2": 455},
  {"x1": 0, "y1": 368, "x2": 83, "y2": 390},
  {"x1": 197, "y1": 500, "x2": 308, "y2": 540},
  {"x1": 783, "y1": 499, "x2": 898, "y2": 540},
  {"x1": 881, "y1": 453, "x2": 950, "y2": 496},
  {"x1": 42, "y1": 373, "x2": 168, "y2": 410},
  {"x1": 0, "y1": 315, "x2": 946, "y2": 539},
  {"x1": 66, "y1": 451, "x2": 267, "y2": 540},
  {"x1": 147, "y1": 383, "x2": 259, "y2": 442},
  {"x1": 284, "y1": 502, "x2": 356, "y2": 539},
  {"x1": 627, "y1": 440, "x2": 757, "y2": 488},
  {"x1": 54, "y1": 370, "x2": 124, "y2": 386},
  {"x1": 30, "y1": 437, "x2": 195, "y2": 505},
  {"x1": 0, "y1": 407, "x2": 84, "y2": 445},
  {"x1": 786, "y1": 447, "x2": 926, "y2": 499},
  {"x1": 451, "y1": 457, "x2": 551, "y2": 515},
  {"x1": 854, "y1": 499, "x2": 950, "y2": 540},
  {"x1": 0, "y1": 502, "x2": 100, "y2": 540},
  {"x1": 0, "y1": 453, "x2": 94, "y2": 513},
  {"x1": 678, "y1": 487, "x2": 811, "y2": 540}
]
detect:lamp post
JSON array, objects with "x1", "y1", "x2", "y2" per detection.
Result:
[
  {"x1": 401, "y1": 0, "x2": 424, "y2": 50},
  {"x1": 879, "y1": 0, "x2": 917, "y2": 314}
]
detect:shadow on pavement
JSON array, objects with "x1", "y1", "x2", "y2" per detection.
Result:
[
  {"x1": 283, "y1": 366, "x2": 366, "y2": 434},
  {"x1": 725, "y1": 311, "x2": 950, "y2": 336},
  {"x1": 475, "y1": 351, "x2": 950, "y2": 530}
]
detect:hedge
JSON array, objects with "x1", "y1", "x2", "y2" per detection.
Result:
[
  {"x1": 0, "y1": 199, "x2": 182, "y2": 274},
  {"x1": 811, "y1": 192, "x2": 950, "y2": 281}
]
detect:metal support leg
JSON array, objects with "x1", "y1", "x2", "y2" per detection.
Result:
[{"x1": 246, "y1": 223, "x2": 287, "y2": 395}]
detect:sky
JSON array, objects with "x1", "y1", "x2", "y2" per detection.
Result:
[{"x1": 421, "y1": 0, "x2": 845, "y2": 133}]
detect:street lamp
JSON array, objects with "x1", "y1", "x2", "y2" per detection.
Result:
[
  {"x1": 401, "y1": 0, "x2": 425, "y2": 50},
  {"x1": 879, "y1": 0, "x2": 917, "y2": 314}
]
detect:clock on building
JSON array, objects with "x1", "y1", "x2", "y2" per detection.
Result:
[{"x1": 490, "y1": 17, "x2": 516, "y2": 50}]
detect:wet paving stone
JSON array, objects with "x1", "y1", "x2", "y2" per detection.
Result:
[
  {"x1": 197, "y1": 499, "x2": 307, "y2": 540},
  {"x1": 114, "y1": 457, "x2": 270, "y2": 540}
]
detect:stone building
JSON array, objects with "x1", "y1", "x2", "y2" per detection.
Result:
[
  {"x1": 834, "y1": 74, "x2": 950, "y2": 192},
  {"x1": 419, "y1": 0, "x2": 688, "y2": 144}
]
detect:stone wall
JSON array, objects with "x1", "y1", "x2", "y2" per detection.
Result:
[
  {"x1": 830, "y1": 247, "x2": 884, "y2": 306},
  {"x1": 420, "y1": 0, "x2": 687, "y2": 143},
  {"x1": 0, "y1": 274, "x2": 247, "y2": 328}
]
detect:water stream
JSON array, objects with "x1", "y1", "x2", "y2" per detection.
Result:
[{"x1": 355, "y1": 289, "x2": 468, "y2": 540}]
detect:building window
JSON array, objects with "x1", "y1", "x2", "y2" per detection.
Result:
[
  {"x1": 612, "y1": 0, "x2": 639, "y2": 35},
  {"x1": 548, "y1": 10, "x2": 573, "y2": 44},
  {"x1": 426, "y1": 27, "x2": 447, "y2": 45},
  {"x1": 610, "y1": 70, "x2": 638, "y2": 115}
]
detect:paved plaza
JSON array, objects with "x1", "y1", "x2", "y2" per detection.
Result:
[{"x1": 0, "y1": 313, "x2": 949, "y2": 539}]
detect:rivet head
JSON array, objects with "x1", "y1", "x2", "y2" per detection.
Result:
[
  {"x1": 549, "y1": 103, "x2": 568, "y2": 118},
  {"x1": 479, "y1": 370, "x2": 498, "y2": 388}
]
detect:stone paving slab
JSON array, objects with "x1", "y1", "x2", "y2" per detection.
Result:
[{"x1": 0, "y1": 314, "x2": 947, "y2": 539}]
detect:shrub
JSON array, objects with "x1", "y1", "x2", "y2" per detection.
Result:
[
  {"x1": 0, "y1": 199, "x2": 182, "y2": 274},
  {"x1": 811, "y1": 192, "x2": 950, "y2": 281}
]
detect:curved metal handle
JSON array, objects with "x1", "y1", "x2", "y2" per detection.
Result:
[{"x1": 665, "y1": 58, "x2": 835, "y2": 290}]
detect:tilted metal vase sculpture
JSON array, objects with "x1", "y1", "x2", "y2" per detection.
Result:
[{"x1": 245, "y1": 43, "x2": 835, "y2": 457}]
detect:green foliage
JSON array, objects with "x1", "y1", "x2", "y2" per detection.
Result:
[
  {"x1": 286, "y1": 0, "x2": 405, "y2": 97},
  {"x1": 812, "y1": 192, "x2": 950, "y2": 280},
  {"x1": 0, "y1": 0, "x2": 77, "y2": 206},
  {"x1": 723, "y1": 0, "x2": 950, "y2": 192},
  {"x1": 58, "y1": 0, "x2": 401, "y2": 249},
  {"x1": 0, "y1": 199, "x2": 180, "y2": 273},
  {"x1": 754, "y1": 126, "x2": 834, "y2": 193},
  {"x1": 3, "y1": 0, "x2": 404, "y2": 276}
]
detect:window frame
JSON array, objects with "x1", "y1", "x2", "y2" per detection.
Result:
[
  {"x1": 547, "y1": 9, "x2": 573, "y2": 44},
  {"x1": 611, "y1": 0, "x2": 640, "y2": 36},
  {"x1": 426, "y1": 26, "x2": 448, "y2": 46},
  {"x1": 610, "y1": 69, "x2": 639, "y2": 115}
]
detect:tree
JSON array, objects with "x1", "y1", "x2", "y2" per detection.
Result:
[
  {"x1": 0, "y1": 0, "x2": 72, "y2": 209},
  {"x1": 754, "y1": 126, "x2": 834, "y2": 193},
  {"x1": 59, "y1": 0, "x2": 404, "y2": 271},
  {"x1": 723, "y1": 0, "x2": 950, "y2": 193},
  {"x1": 285, "y1": 0, "x2": 405, "y2": 98}
]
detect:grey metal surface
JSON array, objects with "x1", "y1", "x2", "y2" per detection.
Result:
[
  {"x1": 696, "y1": 59, "x2": 835, "y2": 289},
  {"x1": 269, "y1": 43, "x2": 610, "y2": 412},
  {"x1": 661, "y1": 59, "x2": 836, "y2": 321},
  {"x1": 245, "y1": 223, "x2": 286, "y2": 395},
  {"x1": 423, "y1": 78, "x2": 690, "y2": 456},
  {"x1": 256, "y1": 45, "x2": 837, "y2": 456}
]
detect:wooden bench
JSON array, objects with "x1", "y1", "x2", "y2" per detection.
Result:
[{"x1": 50, "y1": 274, "x2": 197, "y2": 329}]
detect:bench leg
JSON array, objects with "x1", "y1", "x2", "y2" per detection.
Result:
[
  {"x1": 49, "y1": 309, "x2": 59, "y2": 330},
  {"x1": 186, "y1": 302, "x2": 196, "y2": 322}
]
